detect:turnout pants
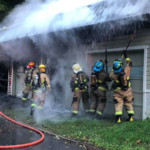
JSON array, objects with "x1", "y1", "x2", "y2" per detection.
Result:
[
  {"x1": 31, "y1": 90, "x2": 46, "y2": 109},
  {"x1": 113, "y1": 87, "x2": 134, "y2": 116},
  {"x1": 72, "y1": 91, "x2": 90, "y2": 114},
  {"x1": 90, "y1": 89, "x2": 106, "y2": 115},
  {"x1": 22, "y1": 85, "x2": 32, "y2": 101}
]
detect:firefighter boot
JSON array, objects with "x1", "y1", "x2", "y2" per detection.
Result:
[
  {"x1": 86, "y1": 112, "x2": 91, "y2": 118},
  {"x1": 22, "y1": 93, "x2": 28, "y2": 107},
  {"x1": 21, "y1": 100, "x2": 27, "y2": 107},
  {"x1": 115, "y1": 115, "x2": 122, "y2": 123},
  {"x1": 71, "y1": 113, "x2": 78, "y2": 118},
  {"x1": 30, "y1": 107, "x2": 35, "y2": 116},
  {"x1": 95, "y1": 114, "x2": 102, "y2": 120},
  {"x1": 89, "y1": 112, "x2": 95, "y2": 119},
  {"x1": 127, "y1": 114, "x2": 134, "y2": 122}
]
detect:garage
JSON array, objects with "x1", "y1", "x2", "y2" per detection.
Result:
[{"x1": 87, "y1": 47, "x2": 144, "y2": 120}]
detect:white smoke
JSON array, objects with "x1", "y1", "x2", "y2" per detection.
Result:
[{"x1": 0, "y1": 0, "x2": 149, "y2": 42}]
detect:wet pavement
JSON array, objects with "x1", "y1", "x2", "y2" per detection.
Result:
[
  {"x1": 0, "y1": 95, "x2": 100, "y2": 150},
  {"x1": 0, "y1": 116, "x2": 86, "y2": 150}
]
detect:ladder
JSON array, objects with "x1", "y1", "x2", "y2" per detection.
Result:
[{"x1": 7, "y1": 63, "x2": 13, "y2": 95}]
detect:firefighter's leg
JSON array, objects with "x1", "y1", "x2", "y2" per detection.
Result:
[
  {"x1": 72, "y1": 91, "x2": 81, "y2": 117},
  {"x1": 22, "y1": 86, "x2": 31, "y2": 106},
  {"x1": 96, "y1": 91, "x2": 106, "y2": 120},
  {"x1": 38, "y1": 92, "x2": 45, "y2": 110},
  {"x1": 82, "y1": 92, "x2": 90, "y2": 116},
  {"x1": 89, "y1": 91, "x2": 97, "y2": 118},
  {"x1": 114, "y1": 92, "x2": 124, "y2": 123},
  {"x1": 124, "y1": 88, "x2": 134, "y2": 121},
  {"x1": 30, "y1": 91, "x2": 38, "y2": 116}
]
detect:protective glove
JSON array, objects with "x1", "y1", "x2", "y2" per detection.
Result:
[{"x1": 123, "y1": 50, "x2": 127, "y2": 58}]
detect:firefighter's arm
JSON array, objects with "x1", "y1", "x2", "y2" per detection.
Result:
[
  {"x1": 124, "y1": 58, "x2": 132, "y2": 78},
  {"x1": 106, "y1": 72, "x2": 112, "y2": 82},
  {"x1": 32, "y1": 69, "x2": 39, "y2": 79},
  {"x1": 24, "y1": 70, "x2": 28, "y2": 83},
  {"x1": 45, "y1": 75, "x2": 50, "y2": 91},
  {"x1": 109, "y1": 72, "x2": 116, "y2": 90},
  {"x1": 109, "y1": 71, "x2": 115, "y2": 81},
  {"x1": 70, "y1": 74, "x2": 77, "y2": 91},
  {"x1": 84, "y1": 73, "x2": 89, "y2": 83},
  {"x1": 126, "y1": 58, "x2": 132, "y2": 67}
]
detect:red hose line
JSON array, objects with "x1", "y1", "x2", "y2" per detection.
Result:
[{"x1": 0, "y1": 111, "x2": 45, "y2": 149}]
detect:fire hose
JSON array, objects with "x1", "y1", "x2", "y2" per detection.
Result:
[{"x1": 0, "y1": 111, "x2": 44, "y2": 149}]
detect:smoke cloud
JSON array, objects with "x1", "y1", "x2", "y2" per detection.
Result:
[{"x1": 0, "y1": 0, "x2": 149, "y2": 42}]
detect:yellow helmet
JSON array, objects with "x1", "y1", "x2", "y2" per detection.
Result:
[
  {"x1": 39, "y1": 64, "x2": 46, "y2": 68},
  {"x1": 72, "y1": 63, "x2": 82, "y2": 73}
]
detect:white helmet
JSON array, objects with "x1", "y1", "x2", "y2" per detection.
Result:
[{"x1": 72, "y1": 63, "x2": 82, "y2": 73}]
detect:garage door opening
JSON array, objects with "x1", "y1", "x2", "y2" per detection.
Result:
[{"x1": 0, "y1": 62, "x2": 8, "y2": 94}]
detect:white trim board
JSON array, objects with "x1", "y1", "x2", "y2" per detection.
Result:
[{"x1": 86, "y1": 45, "x2": 149, "y2": 54}]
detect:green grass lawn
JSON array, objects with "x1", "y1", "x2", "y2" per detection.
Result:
[{"x1": 3, "y1": 109, "x2": 150, "y2": 150}]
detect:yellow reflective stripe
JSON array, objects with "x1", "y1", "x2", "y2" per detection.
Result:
[
  {"x1": 72, "y1": 111, "x2": 78, "y2": 114},
  {"x1": 98, "y1": 80, "x2": 103, "y2": 83},
  {"x1": 127, "y1": 76, "x2": 130, "y2": 80},
  {"x1": 84, "y1": 86, "x2": 88, "y2": 89},
  {"x1": 47, "y1": 84, "x2": 50, "y2": 88},
  {"x1": 31, "y1": 103, "x2": 37, "y2": 107},
  {"x1": 126, "y1": 58, "x2": 131, "y2": 61},
  {"x1": 115, "y1": 80, "x2": 120, "y2": 83},
  {"x1": 27, "y1": 83, "x2": 32, "y2": 86},
  {"x1": 98, "y1": 86, "x2": 107, "y2": 91},
  {"x1": 80, "y1": 90, "x2": 86, "y2": 92},
  {"x1": 74, "y1": 81, "x2": 78, "y2": 84},
  {"x1": 22, "y1": 98, "x2": 27, "y2": 101},
  {"x1": 129, "y1": 82, "x2": 131, "y2": 87},
  {"x1": 75, "y1": 88, "x2": 79, "y2": 91},
  {"x1": 37, "y1": 106, "x2": 43, "y2": 109},
  {"x1": 96, "y1": 79, "x2": 98, "y2": 82},
  {"x1": 83, "y1": 79, "x2": 87, "y2": 82},
  {"x1": 115, "y1": 112, "x2": 122, "y2": 115},
  {"x1": 85, "y1": 110, "x2": 90, "y2": 112},
  {"x1": 96, "y1": 111, "x2": 102, "y2": 115},
  {"x1": 34, "y1": 89, "x2": 42, "y2": 93},
  {"x1": 114, "y1": 87, "x2": 121, "y2": 92},
  {"x1": 89, "y1": 109, "x2": 95, "y2": 113},
  {"x1": 127, "y1": 111, "x2": 134, "y2": 115}
]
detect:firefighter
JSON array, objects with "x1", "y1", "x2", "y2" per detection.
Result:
[
  {"x1": 90, "y1": 60, "x2": 111, "y2": 120},
  {"x1": 30, "y1": 64, "x2": 50, "y2": 116},
  {"x1": 109, "y1": 57, "x2": 134, "y2": 123},
  {"x1": 70, "y1": 63, "x2": 90, "y2": 117},
  {"x1": 22, "y1": 61, "x2": 37, "y2": 106}
]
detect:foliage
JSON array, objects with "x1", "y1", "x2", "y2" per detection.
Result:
[{"x1": 0, "y1": 0, "x2": 24, "y2": 21}]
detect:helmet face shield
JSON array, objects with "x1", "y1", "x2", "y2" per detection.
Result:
[
  {"x1": 40, "y1": 68, "x2": 46, "y2": 73},
  {"x1": 72, "y1": 63, "x2": 82, "y2": 73},
  {"x1": 94, "y1": 61, "x2": 104, "y2": 72}
]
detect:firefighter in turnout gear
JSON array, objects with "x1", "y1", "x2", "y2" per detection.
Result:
[
  {"x1": 109, "y1": 57, "x2": 134, "y2": 123},
  {"x1": 30, "y1": 64, "x2": 50, "y2": 116},
  {"x1": 90, "y1": 61, "x2": 111, "y2": 120},
  {"x1": 70, "y1": 63, "x2": 90, "y2": 117},
  {"x1": 22, "y1": 61, "x2": 38, "y2": 106}
]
